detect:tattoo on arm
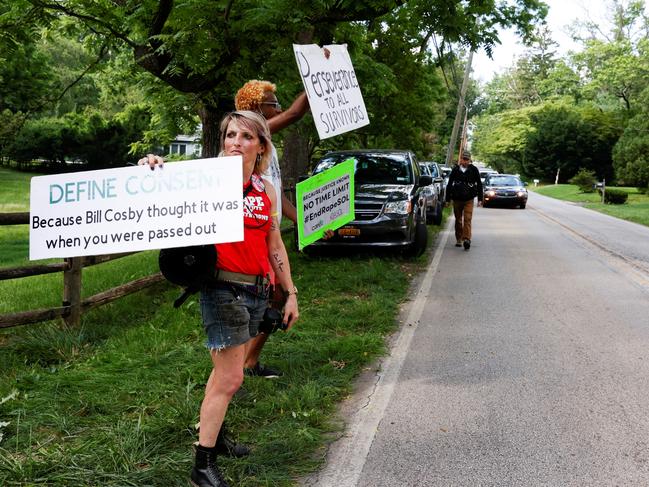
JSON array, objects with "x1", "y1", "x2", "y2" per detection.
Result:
[
  {"x1": 270, "y1": 216, "x2": 278, "y2": 231},
  {"x1": 272, "y1": 252, "x2": 285, "y2": 273}
]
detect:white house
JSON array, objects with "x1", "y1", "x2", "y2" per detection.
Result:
[{"x1": 167, "y1": 133, "x2": 201, "y2": 157}]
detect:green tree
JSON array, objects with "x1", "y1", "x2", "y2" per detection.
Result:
[
  {"x1": 569, "y1": 0, "x2": 649, "y2": 112},
  {"x1": 612, "y1": 84, "x2": 649, "y2": 188},
  {"x1": 536, "y1": 59, "x2": 582, "y2": 102},
  {"x1": 0, "y1": 42, "x2": 53, "y2": 114},
  {"x1": 573, "y1": 38, "x2": 648, "y2": 111},
  {"x1": 39, "y1": 31, "x2": 103, "y2": 117},
  {"x1": 473, "y1": 101, "x2": 622, "y2": 181},
  {"x1": 7, "y1": 107, "x2": 150, "y2": 169},
  {"x1": 471, "y1": 105, "x2": 537, "y2": 173},
  {"x1": 522, "y1": 102, "x2": 621, "y2": 181},
  {"x1": 1, "y1": 0, "x2": 547, "y2": 160},
  {"x1": 477, "y1": 26, "x2": 569, "y2": 114}
]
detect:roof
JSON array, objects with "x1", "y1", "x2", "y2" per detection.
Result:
[{"x1": 323, "y1": 149, "x2": 414, "y2": 157}]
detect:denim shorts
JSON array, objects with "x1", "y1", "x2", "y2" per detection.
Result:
[{"x1": 199, "y1": 282, "x2": 268, "y2": 350}]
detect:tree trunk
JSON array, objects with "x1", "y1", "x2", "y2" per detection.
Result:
[
  {"x1": 197, "y1": 97, "x2": 231, "y2": 157},
  {"x1": 280, "y1": 126, "x2": 313, "y2": 202}
]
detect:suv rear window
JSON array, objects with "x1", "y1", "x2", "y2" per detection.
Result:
[{"x1": 314, "y1": 154, "x2": 414, "y2": 184}]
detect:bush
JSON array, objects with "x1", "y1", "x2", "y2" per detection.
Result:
[
  {"x1": 600, "y1": 188, "x2": 628, "y2": 204},
  {"x1": 569, "y1": 168, "x2": 597, "y2": 193},
  {"x1": 6, "y1": 106, "x2": 150, "y2": 170}
]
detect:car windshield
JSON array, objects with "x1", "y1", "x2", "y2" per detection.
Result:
[
  {"x1": 428, "y1": 164, "x2": 439, "y2": 177},
  {"x1": 314, "y1": 153, "x2": 414, "y2": 184},
  {"x1": 419, "y1": 163, "x2": 431, "y2": 176},
  {"x1": 486, "y1": 176, "x2": 521, "y2": 186}
]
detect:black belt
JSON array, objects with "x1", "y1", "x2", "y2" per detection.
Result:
[
  {"x1": 208, "y1": 270, "x2": 271, "y2": 296},
  {"x1": 216, "y1": 270, "x2": 270, "y2": 287}
]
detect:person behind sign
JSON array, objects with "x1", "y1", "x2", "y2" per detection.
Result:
[
  {"x1": 445, "y1": 150, "x2": 483, "y2": 250},
  {"x1": 187, "y1": 110, "x2": 298, "y2": 487},
  {"x1": 234, "y1": 80, "x2": 306, "y2": 227},
  {"x1": 233, "y1": 78, "x2": 334, "y2": 379},
  {"x1": 138, "y1": 67, "x2": 331, "y2": 382}
]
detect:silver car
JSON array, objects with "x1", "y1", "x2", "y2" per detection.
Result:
[
  {"x1": 422, "y1": 161, "x2": 446, "y2": 203},
  {"x1": 419, "y1": 162, "x2": 443, "y2": 225}
]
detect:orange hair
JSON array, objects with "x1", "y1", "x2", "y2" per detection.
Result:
[{"x1": 234, "y1": 80, "x2": 276, "y2": 111}]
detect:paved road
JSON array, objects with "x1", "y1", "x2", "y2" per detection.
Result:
[{"x1": 302, "y1": 192, "x2": 649, "y2": 487}]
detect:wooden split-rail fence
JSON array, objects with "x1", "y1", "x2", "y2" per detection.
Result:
[{"x1": 0, "y1": 212, "x2": 165, "y2": 330}]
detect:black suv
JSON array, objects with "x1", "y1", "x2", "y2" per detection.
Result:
[
  {"x1": 483, "y1": 173, "x2": 528, "y2": 208},
  {"x1": 307, "y1": 149, "x2": 431, "y2": 256}
]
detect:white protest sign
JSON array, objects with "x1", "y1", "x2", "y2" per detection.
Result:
[
  {"x1": 29, "y1": 158, "x2": 243, "y2": 260},
  {"x1": 293, "y1": 43, "x2": 370, "y2": 139}
]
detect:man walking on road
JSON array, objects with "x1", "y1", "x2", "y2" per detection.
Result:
[{"x1": 445, "y1": 150, "x2": 483, "y2": 250}]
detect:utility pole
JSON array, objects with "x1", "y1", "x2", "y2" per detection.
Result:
[
  {"x1": 458, "y1": 104, "x2": 469, "y2": 160},
  {"x1": 445, "y1": 50, "x2": 473, "y2": 167}
]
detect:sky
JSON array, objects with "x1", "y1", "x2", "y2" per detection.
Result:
[{"x1": 472, "y1": 0, "x2": 610, "y2": 83}]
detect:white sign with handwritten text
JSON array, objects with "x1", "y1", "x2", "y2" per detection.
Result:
[{"x1": 293, "y1": 43, "x2": 370, "y2": 139}]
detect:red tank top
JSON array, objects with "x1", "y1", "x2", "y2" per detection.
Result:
[{"x1": 216, "y1": 173, "x2": 272, "y2": 277}]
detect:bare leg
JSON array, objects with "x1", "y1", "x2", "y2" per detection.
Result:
[
  {"x1": 243, "y1": 332, "x2": 269, "y2": 369},
  {"x1": 198, "y1": 344, "x2": 246, "y2": 447}
]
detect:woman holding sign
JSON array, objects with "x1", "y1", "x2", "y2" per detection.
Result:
[{"x1": 189, "y1": 110, "x2": 299, "y2": 487}]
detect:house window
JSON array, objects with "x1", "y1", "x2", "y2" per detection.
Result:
[{"x1": 170, "y1": 143, "x2": 187, "y2": 155}]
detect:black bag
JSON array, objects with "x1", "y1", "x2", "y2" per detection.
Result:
[
  {"x1": 159, "y1": 180, "x2": 254, "y2": 308},
  {"x1": 158, "y1": 245, "x2": 216, "y2": 307},
  {"x1": 451, "y1": 179, "x2": 476, "y2": 201}
]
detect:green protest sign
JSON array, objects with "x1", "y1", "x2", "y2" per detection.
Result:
[{"x1": 296, "y1": 159, "x2": 355, "y2": 250}]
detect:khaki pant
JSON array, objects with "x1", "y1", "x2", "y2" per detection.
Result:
[{"x1": 452, "y1": 199, "x2": 474, "y2": 242}]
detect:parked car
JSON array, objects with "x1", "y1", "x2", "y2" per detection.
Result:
[
  {"x1": 478, "y1": 168, "x2": 499, "y2": 184},
  {"x1": 439, "y1": 165, "x2": 452, "y2": 194},
  {"x1": 307, "y1": 149, "x2": 431, "y2": 256},
  {"x1": 418, "y1": 162, "x2": 443, "y2": 225},
  {"x1": 483, "y1": 173, "x2": 528, "y2": 208},
  {"x1": 421, "y1": 161, "x2": 446, "y2": 204}
]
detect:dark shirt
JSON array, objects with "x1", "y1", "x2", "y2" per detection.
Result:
[{"x1": 446, "y1": 164, "x2": 483, "y2": 202}]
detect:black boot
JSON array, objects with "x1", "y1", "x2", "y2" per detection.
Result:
[
  {"x1": 194, "y1": 422, "x2": 251, "y2": 458},
  {"x1": 215, "y1": 426, "x2": 251, "y2": 458},
  {"x1": 190, "y1": 444, "x2": 229, "y2": 487}
]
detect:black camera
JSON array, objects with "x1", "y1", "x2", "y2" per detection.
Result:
[{"x1": 259, "y1": 307, "x2": 288, "y2": 334}]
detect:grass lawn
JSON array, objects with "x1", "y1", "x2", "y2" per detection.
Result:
[
  {"x1": 532, "y1": 184, "x2": 649, "y2": 227},
  {"x1": 0, "y1": 167, "x2": 34, "y2": 213},
  {"x1": 0, "y1": 167, "x2": 53, "y2": 268},
  {"x1": 1, "y1": 165, "x2": 445, "y2": 486}
]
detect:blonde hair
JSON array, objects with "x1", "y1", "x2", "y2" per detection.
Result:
[
  {"x1": 234, "y1": 80, "x2": 276, "y2": 111},
  {"x1": 219, "y1": 111, "x2": 272, "y2": 174}
]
